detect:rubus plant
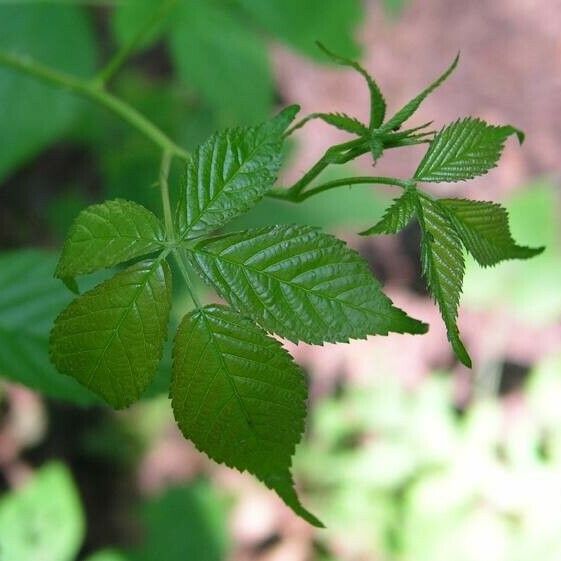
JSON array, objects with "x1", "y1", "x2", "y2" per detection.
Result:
[{"x1": 0, "y1": 10, "x2": 543, "y2": 526}]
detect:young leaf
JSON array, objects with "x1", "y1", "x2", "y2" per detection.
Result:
[
  {"x1": 440, "y1": 198, "x2": 544, "y2": 266},
  {"x1": 177, "y1": 107, "x2": 299, "y2": 239},
  {"x1": 315, "y1": 112, "x2": 369, "y2": 135},
  {"x1": 415, "y1": 194, "x2": 471, "y2": 367},
  {"x1": 171, "y1": 305, "x2": 322, "y2": 527},
  {"x1": 187, "y1": 225, "x2": 427, "y2": 343},
  {"x1": 414, "y1": 118, "x2": 524, "y2": 182},
  {"x1": 317, "y1": 42, "x2": 386, "y2": 128},
  {"x1": 360, "y1": 188, "x2": 417, "y2": 236},
  {"x1": 50, "y1": 259, "x2": 172, "y2": 408},
  {"x1": 381, "y1": 53, "x2": 459, "y2": 132},
  {"x1": 55, "y1": 199, "x2": 165, "y2": 279}
]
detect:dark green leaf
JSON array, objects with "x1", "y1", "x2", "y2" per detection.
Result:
[
  {"x1": 0, "y1": 462, "x2": 84, "y2": 561},
  {"x1": 317, "y1": 42, "x2": 386, "y2": 128},
  {"x1": 169, "y1": 0, "x2": 273, "y2": 123},
  {"x1": 414, "y1": 118, "x2": 524, "y2": 182},
  {"x1": 172, "y1": 305, "x2": 322, "y2": 526},
  {"x1": 0, "y1": 250, "x2": 99, "y2": 405},
  {"x1": 55, "y1": 199, "x2": 165, "y2": 279},
  {"x1": 415, "y1": 194, "x2": 471, "y2": 367},
  {"x1": 237, "y1": 0, "x2": 363, "y2": 60},
  {"x1": 0, "y1": 4, "x2": 96, "y2": 181},
  {"x1": 177, "y1": 108, "x2": 298, "y2": 239},
  {"x1": 50, "y1": 259, "x2": 172, "y2": 408},
  {"x1": 187, "y1": 225, "x2": 428, "y2": 343},
  {"x1": 381, "y1": 54, "x2": 459, "y2": 132},
  {"x1": 315, "y1": 112, "x2": 369, "y2": 135},
  {"x1": 360, "y1": 189, "x2": 417, "y2": 236},
  {"x1": 440, "y1": 198, "x2": 544, "y2": 266}
]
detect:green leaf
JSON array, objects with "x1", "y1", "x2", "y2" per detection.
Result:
[
  {"x1": 0, "y1": 4, "x2": 96, "y2": 181},
  {"x1": 171, "y1": 305, "x2": 322, "y2": 527},
  {"x1": 381, "y1": 54, "x2": 459, "y2": 132},
  {"x1": 0, "y1": 250, "x2": 99, "y2": 405},
  {"x1": 237, "y1": 0, "x2": 363, "y2": 60},
  {"x1": 187, "y1": 225, "x2": 428, "y2": 343},
  {"x1": 0, "y1": 462, "x2": 84, "y2": 561},
  {"x1": 84, "y1": 552, "x2": 128, "y2": 561},
  {"x1": 177, "y1": 107, "x2": 298, "y2": 239},
  {"x1": 360, "y1": 189, "x2": 417, "y2": 236},
  {"x1": 440, "y1": 198, "x2": 544, "y2": 266},
  {"x1": 414, "y1": 118, "x2": 524, "y2": 182},
  {"x1": 317, "y1": 42, "x2": 386, "y2": 128},
  {"x1": 415, "y1": 194, "x2": 471, "y2": 367},
  {"x1": 55, "y1": 199, "x2": 165, "y2": 279},
  {"x1": 50, "y1": 259, "x2": 172, "y2": 408},
  {"x1": 315, "y1": 112, "x2": 369, "y2": 135},
  {"x1": 169, "y1": 0, "x2": 273, "y2": 123}
]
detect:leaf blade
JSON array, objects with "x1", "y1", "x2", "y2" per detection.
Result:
[
  {"x1": 55, "y1": 199, "x2": 165, "y2": 279},
  {"x1": 360, "y1": 188, "x2": 417, "y2": 236},
  {"x1": 187, "y1": 225, "x2": 427, "y2": 343},
  {"x1": 50, "y1": 259, "x2": 172, "y2": 408},
  {"x1": 414, "y1": 118, "x2": 524, "y2": 182},
  {"x1": 171, "y1": 305, "x2": 322, "y2": 526}
]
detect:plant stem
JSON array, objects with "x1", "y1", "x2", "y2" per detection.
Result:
[
  {"x1": 0, "y1": 51, "x2": 189, "y2": 160},
  {"x1": 172, "y1": 249, "x2": 202, "y2": 309},
  {"x1": 96, "y1": 0, "x2": 178, "y2": 85},
  {"x1": 269, "y1": 176, "x2": 408, "y2": 202},
  {"x1": 159, "y1": 150, "x2": 174, "y2": 240}
]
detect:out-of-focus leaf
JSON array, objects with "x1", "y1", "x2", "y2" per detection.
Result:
[
  {"x1": 84, "y1": 551, "x2": 129, "y2": 561},
  {"x1": 0, "y1": 463, "x2": 84, "y2": 561},
  {"x1": 169, "y1": 0, "x2": 273, "y2": 124},
  {"x1": 0, "y1": 4, "x2": 96, "y2": 181},
  {"x1": 111, "y1": 0, "x2": 168, "y2": 50}
]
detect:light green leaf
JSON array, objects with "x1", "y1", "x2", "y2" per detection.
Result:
[
  {"x1": 0, "y1": 4, "x2": 96, "y2": 181},
  {"x1": 315, "y1": 112, "x2": 369, "y2": 135},
  {"x1": 55, "y1": 199, "x2": 165, "y2": 279},
  {"x1": 237, "y1": 0, "x2": 363, "y2": 60},
  {"x1": 0, "y1": 463, "x2": 84, "y2": 561},
  {"x1": 360, "y1": 188, "x2": 417, "y2": 236},
  {"x1": 177, "y1": 107, "x2": 298, "y2": 239},
  {"x1": 84, "y1": 552, "x2": 128, "y2": 561},
  {"x1": 169, "y1": 0, "x2": 273, "y2": 123},
  {"x1": 415, "y1": 194, "x2": 471, "y2": 367},
  {"x1": 317, "y1": 42, "x2": 386, "y2": 128},
  {"x1": 381, "y1": 53, "x2": 459, "y2": 132},
  {"x1": 440, "y1": 198, "x2": 544, "y2": 266},
  {"x1": 187, "y1": 225, "x2": 427, "y2": 343},
  {"x1": 50, "y1": 259, "x2": 172, "y2": 408},
  {"x1": 0, "y1": 250, "x2": 99, "y2": 405},
  {"x1": 414, "y1": 118, "x2": 524, "y2": 182},
  {"x1": 171, "y1": 305, "x2": 322, "y2": 527}
]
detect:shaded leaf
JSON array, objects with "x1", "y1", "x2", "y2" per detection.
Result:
[
  {"x1": 55, "y1": 199, "x2": 165, "y2": 279},
  {"x1": 50, "y1": 259, "x2": 172, "y2": 408},
  {"x1": 177, "y1": 108, "x2": 298, "y2": 239},
  {"x1": 187, "y1": 225, "x2": 427, "y2": 343},
  {"x1": 360, "y1": 189, "x2": 417, "y2": 236},
  {"x1": 415, "y1": 194, "x2": 471, "y2": 366},
  {"x1": 440, "y1": 198, "x2": 544, "y2": 266},
  {"x1": 172, "y1": 305, "x2": 322, "y2": 526},
  {"x1": 414, "y1": 118, "x2": 524, "y2": 182}
]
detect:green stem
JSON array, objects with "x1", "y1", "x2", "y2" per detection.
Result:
[
  {"x1": 269, "y1": 176, "x2": 408, "y2": 202},
  {"x1": 159, "y1": 150, "x2": 174, "y2": 240},
  {"x1": 0, "y1": 51, "x2": 189, "y2": 160},
  {"x1": 172, "y1": 249, "x2": 202, "y2": 309},
  {"x1": 96, "y1": 0, "x2": 178, "y2": 85}
]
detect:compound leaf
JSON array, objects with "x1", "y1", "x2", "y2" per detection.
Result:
[
  {"x1": 55, "y1": 199, "x2": 165, "y2": 279},
  {"x1": 171, "y1": 305, "x2": 322, "y2": 526},
  {"x1": 414, "y1": 118, "x2": 524, "y2": 182},
  {"x1": 317, "y1": 42, "x2": 386, "y2": 128},
  {"x1": 177, "y1": 107, "x2": 298, "y2": 239},
  {"x1": 50, "y1": 259, "x2": 172, "y2": 408},
  {"x1": 415, "y1": 194, "x2": 471, "y2": 367},
  {"x1": 360, "y1": 188, "x2": 417, "y2": 236},
  {"x1": 440, "y1": 198, "x2": 544, "y2": 266},
  {"x1": 187, "y1": 225, "x2": 427, "y2": 343},
  {"x1": 382, "y1": 53, "x2": 459, "y2": 132}
]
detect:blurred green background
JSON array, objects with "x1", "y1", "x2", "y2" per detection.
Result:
[{"x1": 1, "y1": 1, "x2": 560, "y2": 560}]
